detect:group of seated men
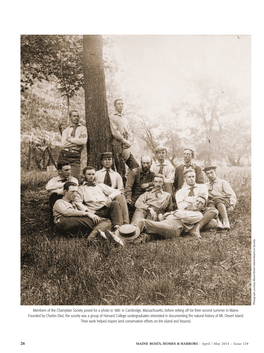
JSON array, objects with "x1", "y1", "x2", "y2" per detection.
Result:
[{"x1": 46, "y1": 145, "x2": 237, "y2": 246}]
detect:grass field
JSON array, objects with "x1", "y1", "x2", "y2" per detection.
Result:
[{"x1": 21, "y1": 167, "x2": 251, "y2": 305}]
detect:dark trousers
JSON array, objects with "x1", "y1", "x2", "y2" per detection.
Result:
[
  {"x1": 112, "y1": 139, "x2": 139, "y2": 181},
  {"x1": 58, "y1": 150, "x2": 81, "y2": 179},
  {"x1": 95, "y1": 201, "x2": 123, "y2": 228},
  {"x1": 57, "y1": 216, "x2": 111, "y2": 237}
]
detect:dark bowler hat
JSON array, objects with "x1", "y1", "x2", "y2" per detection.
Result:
[
  {"x1": 203, "y1": 164, "x2": 217, "y2": 172},
  {"x1": 116, "y1": 224, "x2": 140, "y2": 241},
  {"x1": 101, "y1": 152, "x2": 113, "y2": 159}
]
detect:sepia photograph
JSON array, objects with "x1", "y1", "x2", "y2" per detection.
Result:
[
  {"x1": 5, "y1": 1, "x2": 262, "y2": 349},
  {"x1": 20, "y1": 34, "x2": 251, "y2": 306}
]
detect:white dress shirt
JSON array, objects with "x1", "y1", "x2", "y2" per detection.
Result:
[{"x1": 94, "y1": 168, "x2": 124, "y2": 192}]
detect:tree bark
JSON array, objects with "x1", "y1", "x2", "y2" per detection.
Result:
[{"x1": 83, "y1": 35, "x2": 112, "y2": 169}]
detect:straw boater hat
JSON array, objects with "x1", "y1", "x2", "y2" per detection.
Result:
[
  {"x1": 202, "y1": 164, "x2": 217, "y2": 172},
  {"x1": 115, "y1": 224, "x2": 141, "y2": 242}
]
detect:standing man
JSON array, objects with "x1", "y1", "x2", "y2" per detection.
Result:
[
  {"x1": 95, "y1": 152, "x2": 129, "y2": 224},
  {"x1": 75, "y1": 166, "x2": 124, "y2": 230},
  {"x1": 58, "y1": 109, "x2": 88, "y2": 179},
  {"x1": 176, "y1": 168, "x2": 218, "y2": 237},
  {"x1": 46, "y1": 160, "x2": 78, "y2": 228},
  {"x1": 109, "y1": 99, "x2": 139, "y2": 180},
  {"x1": 131, "y1": 174, "x2": 173, "y2": 226},
  {"x1": 203, "y1": 164, "x2": 236, "y2": 230},
  {"x1": 53, "y1": 182, "x2": 112, "y2": 238},
  {"x1": 150, "y1": 145, "x2": 175, "y2": 194},
  {"x1": 173, "y1": 148, "x2": 204, "y2": 192},
  {"x1": 125, "y1": 155, "x2": 156, "y2": 207}
]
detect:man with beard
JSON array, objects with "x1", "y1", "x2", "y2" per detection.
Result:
[
  {"x1": 109, "y1": 99, "x2": 139, "y2": 180},
  {"x1": 150, "y1": 145, "x2": 175, "y2": 194},
  {"x1": 125, "y1": 155, "x2": 156, "y2": 208},
  {"x1": 173, "y1": 148, "x2": 204, "y2": 192}
]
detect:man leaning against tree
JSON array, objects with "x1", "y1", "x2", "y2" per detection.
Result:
[
  {"x1": 109, "y1": 99, "x2": 139, "y2": 180},
  {"x1": 58, "y1": 109, "x2": 88, "y2": 179}
]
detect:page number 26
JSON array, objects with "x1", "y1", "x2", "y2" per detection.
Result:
[{"x1": 21, "y1": 342, "x2": 25, "y2": 345}]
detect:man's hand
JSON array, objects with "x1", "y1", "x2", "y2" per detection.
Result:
[
  {"x1": 148, "y1": 207, "x2": 157, "y2": 221},
  {"x1": 123, "y1": 140, "x2": 131, "y2": 149},
  {"x1": 106, "y1": 197, "x2": 113, "y2": 207},
  {"x1": 66, "y1": 137, "x2": 73, "y2": 143},
  {"x1": 141, "y1": 183, "x2": 149, "y2": 189},
  {"x1": 87, "y1": 213, "x2": 101, "y2": 225},
  {"x1": 127, "y1": 199, "x2": 134, "y2": 206},
  {"x1": 227, "y1": 205, "x2": 234, "y2": 213}
]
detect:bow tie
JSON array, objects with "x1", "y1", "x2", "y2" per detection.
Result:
[{"x1": 86, "y1": 182, "x2": 96, "y2": 187}]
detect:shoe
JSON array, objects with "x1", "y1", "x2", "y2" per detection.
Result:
[
  {"x1": 97, "y1": 229, "x2": 107, "y2": 239},
  {"x1": 105, "y1": 230, "x2": 124, "y2": 247}
]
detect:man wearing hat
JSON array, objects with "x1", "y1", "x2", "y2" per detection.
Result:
[
  {"x1": 95, "y1": 152, "x2": 124, "y2": 191},
  {"x1": 95, "y1": 152, "x2": 129, "y2": 224},
  {"x1": 109, "y1": 99, "x2": 139, "y2": 180},
  {"x1": 203, "y1": 164, "x2": 236, "y2": 230},
  {"x1": 150, "y1": 145, "x2": 175, "y2": 194},
  {"x1": 175, "y1": 168, "x2": 219, "y2": 237},
  {"x1": 58, "y1": 110, "x2": 88, "y2": 179},
  {"x1": 173, "y1": 148, "x2": 204, "y2": 192}
]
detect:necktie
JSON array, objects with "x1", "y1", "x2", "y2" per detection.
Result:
[
  {"x1": 104, "y1": 170, "x2": 112, "y2": 187},
  {"x1": 188, "y1": 186, "x2": 195, "y2": 196},
  {"x1": 71, "y1": 125, "x2": 78, "y2": 137},
  {"x1": 158, "y1": 165, "x2": 164, "y2": 174}
]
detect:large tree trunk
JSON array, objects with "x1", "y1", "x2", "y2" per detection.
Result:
[{"x1": 83, "y1": 35, "x2": 112, "y2": 169}]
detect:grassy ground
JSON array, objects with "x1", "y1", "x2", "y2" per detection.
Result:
[{"x1": 21, "y1": 167, "x2": 251, "y2": 305}]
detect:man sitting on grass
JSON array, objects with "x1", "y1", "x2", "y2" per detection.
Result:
[
  {"x1": 75, "y1": 166, "x2": 125, "y2": 232},
  {"x1": 53, "y1": 181, "x2": 111, "y2": 239},
  {"x1": 95, "y1": 152, "x2": 129, "y2": 224},
  {"x1": 175, "y1": 168, "x2": 219, "y2": 238},
  {"x1": 108, "y1": 193, "x2": 217, "y2": 245},
  {"x1": 203, "y1": 164, "x2": 237, "y2": 230},
  {"x1": 46, "y1": 160, "x2": 78, "y2": 228},
  {"x1": 131, "y1": 174, "x2": 173, "y2": 227}
]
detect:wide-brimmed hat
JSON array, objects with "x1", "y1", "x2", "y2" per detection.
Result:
[
  {"x1": 202, "y1": 164, "x2": 217, "y2": 172},
  {"x1": 101, "y1": 152, "x2": 113, "y2": 159},
  {"x1": 116, "y1": 224, "x2": 140, "y2": 241}
]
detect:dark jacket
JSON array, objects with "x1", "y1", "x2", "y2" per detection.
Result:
[
  {"x1": 173, "y1": 163, "x2": 204, "y2": 192},
  {"x1": 125, "y1": 168, "x2": 156, "y2": 203}
]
